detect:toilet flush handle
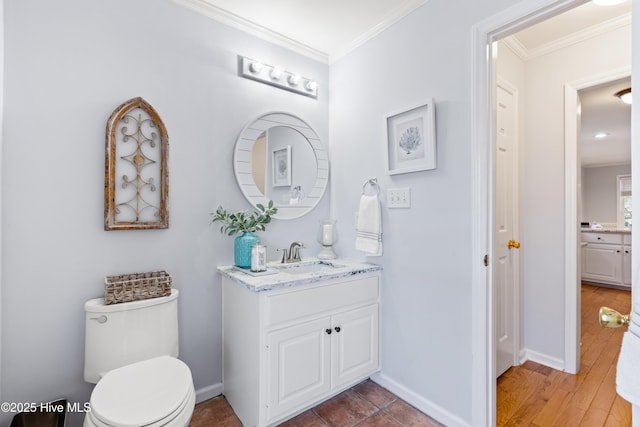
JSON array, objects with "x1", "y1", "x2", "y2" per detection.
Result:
[{"x1": 90, "y1": 315, "x2": 108, "y2": 324}]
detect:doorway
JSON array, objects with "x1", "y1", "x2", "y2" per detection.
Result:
[{"x1": 470, "y1": 1, "x2": 633, "y2": 425}]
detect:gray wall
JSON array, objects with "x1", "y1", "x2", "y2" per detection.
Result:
[
  {"x1": 1, "y1": 0, "x2": 329, "y2": 425},
  {"x1": 582, "y1": 164, "x2": 631, "y2": 224},
  {"x1": 520, "y1": 24, "x2": 630, "y2": 364},
  {"x1": 329, "y1": 0, "x2": 514, "y2": 423},
  {"x1": 330, "y1": 0, "x2": 631, "y2": 424}
]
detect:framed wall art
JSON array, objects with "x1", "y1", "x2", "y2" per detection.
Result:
[
  {"x1": 385, "y1": 100, "x2": 436, "y2": 175},
  {"x1": 104, "y1": 97, "x2": 169, "y2": 230},
  {"x1": 272, "y1": 145, "x2": 292, "y2": 187}
]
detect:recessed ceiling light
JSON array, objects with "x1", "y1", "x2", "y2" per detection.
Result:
[{"x1": 594, "y1": 132, "x2": 609, "y2": 139}]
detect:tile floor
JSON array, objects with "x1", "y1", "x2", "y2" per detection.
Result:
[{"x1": 189, "y1": 379, "x2": 444, "y2": 427}]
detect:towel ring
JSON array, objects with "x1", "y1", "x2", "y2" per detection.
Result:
[{"x1": 362, "y1": 178, "x2": 380, "y2": 195}]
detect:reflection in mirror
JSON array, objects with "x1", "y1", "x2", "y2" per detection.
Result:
[
  {"x1": 234, "y1": 112, "x2": 328, "y2": 220},
  {"x1": 252, "y1": 133, "x2": 266, "y2": 194}
]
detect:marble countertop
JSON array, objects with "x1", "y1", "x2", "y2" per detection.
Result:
[
  {"x1": 217, "y1": 258, "x2": 383, "y2": 292},
  {"x1": 581, "y1": 228, "x2": 631, "y2": 234}
]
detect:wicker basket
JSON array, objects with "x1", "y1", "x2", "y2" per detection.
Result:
[{"x1": 104, "y1": 270, "x2": 172, "y2": 305}]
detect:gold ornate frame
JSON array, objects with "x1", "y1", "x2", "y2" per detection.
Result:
[{"x1": 104, "y1": 97, "x2": 169, "y2": 230}]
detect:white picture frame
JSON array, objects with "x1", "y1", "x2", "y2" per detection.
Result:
[
  {"x1": 272, "y1": 145, "x2": 292, "y2": 187},
  {"x1": 385, "y1": 100, "x2": 436, "y2": 175}
]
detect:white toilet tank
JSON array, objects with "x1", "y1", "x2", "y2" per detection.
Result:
[{"x1": 84, "y1": 289, "x2": 180, "y2": 384}]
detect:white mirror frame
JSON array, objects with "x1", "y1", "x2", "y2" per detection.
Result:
[{"x1": 233, "y1": 112, "x2": 329, "y2": 220}]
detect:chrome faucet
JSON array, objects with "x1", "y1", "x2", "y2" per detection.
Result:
[{"x1": 278, "y1": 241, "x2": 305, "y2": 263}]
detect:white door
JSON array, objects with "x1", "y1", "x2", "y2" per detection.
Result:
[
  {"x1": 495, "y1": 79, "x2": 519, "y2": 377},
  {"x1": 266, "y1": 317, "x2": 331, "y2": 421},
  {"x1": 331, "y1": 304, "x2": 379, "y2": 389}
]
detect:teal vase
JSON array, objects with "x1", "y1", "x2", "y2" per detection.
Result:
[{"x1": 234, "y1": 232, "x2": 260, "y2": 268}]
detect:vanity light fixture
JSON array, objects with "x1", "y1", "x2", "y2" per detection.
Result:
[
  {"x1": 239, "y1": 55, "x2": 318, "y2": 99},
  {"x1": 614, "y1": 88, "x2": 632, "y2": 105}
]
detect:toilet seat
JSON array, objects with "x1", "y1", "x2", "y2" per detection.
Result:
[{"x1": 86, "y1": 356, "x2": 195, "y2": 427}]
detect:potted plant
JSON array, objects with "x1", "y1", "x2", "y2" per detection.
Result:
[{"x1": 210, "y1": 201, "x2": 278, "y2": 268}]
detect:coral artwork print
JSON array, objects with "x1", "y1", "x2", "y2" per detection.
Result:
[
  {"x1": 386, "y1": 102, "x2": 436, "y2": 174},
  {"x1": 272, "y1": 146, "x2": 292, "y2": 186},
  {"x1": 399, "y1": 126, "x2": 421, "y2": 154},
  {"x1": 277, "y1": 158, "x2": 287, "y2": 178},
  {"x1": 396, "y1": 117, "x2": 425, "y2": 161}
]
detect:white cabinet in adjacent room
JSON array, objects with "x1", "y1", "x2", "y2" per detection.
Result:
[
  {"x1": 582, "y1": 242, "x2": 622, "y2": 283},
  {"x1": 581, "y1": 231, "x2": 631, "y2": 289},
  {"x1": 623, "y1": 233, "x2": 632, "y2": 286}
]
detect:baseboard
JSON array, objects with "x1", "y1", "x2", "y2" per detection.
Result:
[
  {"x1": 195, "y1": 382, "x2": 224, "y2": 403},
  {"x1": 370, "y1": 373, "x2": 471, "y2": 427},
  {"x1": 519, "y1": 348, "x2": 565, "y2": 371}
]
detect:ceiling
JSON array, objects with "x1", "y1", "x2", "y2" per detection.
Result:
[
  {"x1": 579, "y1": 78, "x2": 631, "y2": 167},
  {"x1": 176, "y1": 0, "x2": 632, "y2": 166}
]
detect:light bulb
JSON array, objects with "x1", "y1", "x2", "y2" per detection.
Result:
[
  {"x1": 288, "y1": 74, "x2": 300, "y2": 86},
  {"x1": 270, "y1": 68, "x2": 282, "y2": 80},
  {"x1": 249, "y1": 61, "x2": 263, "y2": 74},
  {"x1": 305, "y1": 81, "x2": 318, "y2": 91}
]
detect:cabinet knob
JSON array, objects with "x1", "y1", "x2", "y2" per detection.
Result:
[
  {"x1": 597, "y1": 237, "x2": 602, "y2": 240},
  {"x1": 617, "y1": 250, "x2": 621, "y2": 253},
  {"x1": 325, "y1": 328, "x2": 332, "y2": 335},
  {"x1": 334, "y1": 326, "x2": 341, "y2": 333}
]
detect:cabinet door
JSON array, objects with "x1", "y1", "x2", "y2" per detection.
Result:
[
  {"x1": 582, "y1": 243, "x2": 622, "y2": 284},
  {"x1": 266, "y1": 317, "x2": 331, "y2": 422},
  {"x1": 331, "y1": 304, "x2": 379, "y2": 389},
  {"x1": 623, "y1": 246, "x2": 632, "y2": 286}
]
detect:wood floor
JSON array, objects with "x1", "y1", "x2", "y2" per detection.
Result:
[{"x1": 497, "y1": 284, "x2": 632, "y2": 426}]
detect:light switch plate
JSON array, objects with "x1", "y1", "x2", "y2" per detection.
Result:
[{"x1": 387, "y1": 188, "x2": 411, "y2": 208}]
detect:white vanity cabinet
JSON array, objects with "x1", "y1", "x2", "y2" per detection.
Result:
[
  {"x1": 581, "y1": 231, "x2": 631, "y2": 289},
  {"x1": 221, "y1": 272, "x2": 380, "y2": 427}
]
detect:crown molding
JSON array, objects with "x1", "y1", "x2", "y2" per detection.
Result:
[
  {"x1": 329, "y1": 0, "x2": 429, "y2": 63},
  {"x1": 173, "y1": 0, "x2": 329, "y2": 63},
  {"x1": 174, "y1": 0, "x2": 429, "y2": 64},
  {"x1": 500, "y1": 35, "x2": 529, "y2": 60},
  {"x1": 503, "y1": 12, "x2": 631, "y2": 61}
]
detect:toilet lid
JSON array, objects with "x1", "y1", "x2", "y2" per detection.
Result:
[{"x1": 90, "y1": 356, "x2": 193, "y2": 427}]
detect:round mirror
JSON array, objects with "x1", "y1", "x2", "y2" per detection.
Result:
[{"x1": 233, "y1": 112, "x2": 328, "y2": 220}]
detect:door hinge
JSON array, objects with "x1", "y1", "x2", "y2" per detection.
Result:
[{"x1": 484, "y1": 254, "x2": 489, "y2": 267}]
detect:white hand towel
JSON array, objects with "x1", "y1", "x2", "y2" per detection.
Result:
[
  {"x1": 617, "y1": 331, "x2": 640, "y2": 406},
  {"x1": 356, "y1": 194, "x2": 382, "y2": 256}
]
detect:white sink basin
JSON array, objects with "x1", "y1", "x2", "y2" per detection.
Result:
[{"x1": 274, "y1": 260, "x2": 346, "y2": 275}]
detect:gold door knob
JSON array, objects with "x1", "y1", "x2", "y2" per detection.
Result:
[
  {"x1": 507, "y1": 240, "x2": 521, "y2": 249},
  {"x1": 599, "y1": 306, "x2": 630, "y2": 328}
]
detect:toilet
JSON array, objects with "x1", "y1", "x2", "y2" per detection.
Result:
[{"x1": 83, "y1": 289, "x2": 195, "y2": 427}]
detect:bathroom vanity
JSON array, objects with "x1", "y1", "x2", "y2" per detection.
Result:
[
  {"x1": 218, "y1": 259, "x2": 382, "y2": 427},
  {"x1": 581, "y1": 230, "x2": 631, "y2": 289}
]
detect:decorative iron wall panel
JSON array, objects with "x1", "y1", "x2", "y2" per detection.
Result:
[{"x1": 105, "y1": 97, "x2": 169, "y2": 230}]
